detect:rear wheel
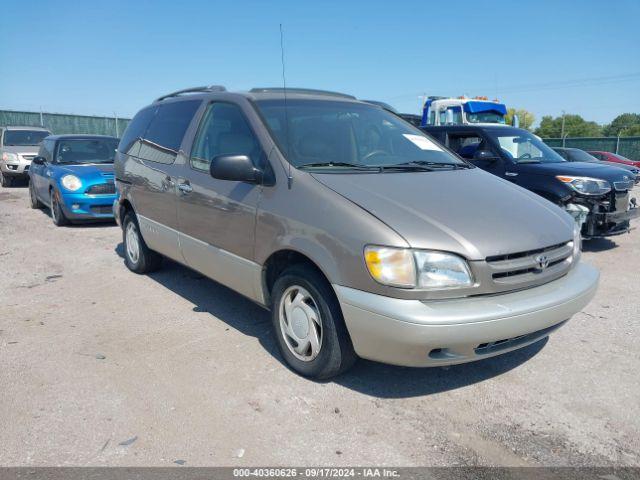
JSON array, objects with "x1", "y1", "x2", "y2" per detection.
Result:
[
  {"x1": 122, "y1": 211, "x2": 162, "y2": 273},
  {"x1": 271, "y1": 264, "x2": 357, "y2": 379},
  {"x1": 50, "y1": 189, "x2": 69, "y2": 226},
  {"x1": 0, "y1": 171, "x2": 12, "y2": 187},
  {"x1": 29, "y1": 181, "x2": 44, "y2": 209}
]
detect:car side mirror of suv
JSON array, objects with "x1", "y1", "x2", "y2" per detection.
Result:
[
  {"x1": 210, "y1": 154, "x2": 261, "y2": 184},
  {"x1": 32, "y1": 156, "x2": 46, "y2": 165},
  {"x1": 473, "y1": 150, "x2": 499, "y2": 163}
]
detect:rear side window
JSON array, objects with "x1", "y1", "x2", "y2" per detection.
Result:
[
  {"x1": 118, "y1": 106, "x2": 157, "y2": 156},
  {"x1": 190, "y1": 102, "x2": 260, "y2": 172},
  {"x1": 140, "y1": 100, "x2": 201, "y2": 164}
]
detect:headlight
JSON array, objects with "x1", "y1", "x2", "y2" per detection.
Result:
[
  {"x1": 61, "y1": 174, "x2": 82, "y2": 191},
  {"x1": 364, "y1": 246, "x2": 416, "y2": 288},
  {"x1": 414, "y1": 250, "x2": 474, "y2": 288},
  {"x1": 572, "y1": 223, "x2": 582, "y2": 263},
  {"x1": 364, "y1": 246, "x2": 473, "y2": 289},
  {"x1": 556, "y1": 175, "x2": 611, "y2": 196},
  {"x1": 2, "y1": 152, "x2": 18, "y2": 162}
]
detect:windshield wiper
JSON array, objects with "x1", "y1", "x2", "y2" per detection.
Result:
[
  {"x1": 298, "y1": 161, "x2": 380, "y2": 171},
  {"x1": 393, "y1": 161, "x2": 471, "y2": 170}
]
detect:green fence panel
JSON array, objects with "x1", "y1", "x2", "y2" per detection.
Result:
[
  {"x1": 0, "y1": 110, "x2": 130, "y2": 137},
  {"x1": 543, "y1": 136, "x2": 640, "y2": 161}
]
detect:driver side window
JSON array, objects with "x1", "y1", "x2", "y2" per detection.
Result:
[{"x1": 191, "y1": 102, "x2": 260, "y2": 172}]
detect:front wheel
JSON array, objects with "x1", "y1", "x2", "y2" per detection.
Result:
[
  {"x1": 122, "y1": 211, "x2": 163, "y2": 274},
  {"x1": 50, "y1": 189, "x2": 69, "y2": 226},
  {"x1": 0, "y1": 171, "x2": 12, "y2": 187},
  {"x1": 271, "y1": 264, "x2": 357, "y2": 379}
]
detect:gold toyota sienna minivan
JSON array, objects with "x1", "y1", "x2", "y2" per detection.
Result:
[{"x1": 113, "y1": 86, "x2": 599, "y2": 379}]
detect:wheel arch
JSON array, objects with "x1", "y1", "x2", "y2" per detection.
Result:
[{"x1": 261, "y1": 248, "x2": 336, "y2": 307}]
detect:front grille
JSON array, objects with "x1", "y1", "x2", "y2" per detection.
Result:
[
  {"x1": 614, "y1": 179, "x2": 634, "y2": 191},
  {"x1": 86, "y1": 182, "x2": 116, "y2": 195},
  {"x1": 90, "y1": 205, "x2": 113, "y2": 214},
  {"x1": 486, "y1": 241, "x2": 573, "y2": 286},
  {"x1": 22, "y1": 155, "x2": 35, "y2": 161}
]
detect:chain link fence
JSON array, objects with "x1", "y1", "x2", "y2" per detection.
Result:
[
  {"x1": 0, "y1": 110, "x2": 130, "y2": 137},
  {"x1": 543, "y1": 136, "x2": 640, "y2": 161}
]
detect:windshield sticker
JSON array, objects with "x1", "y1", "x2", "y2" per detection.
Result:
[{"x1": 402, "y1": 134, "x2": 443, "y2": 151}]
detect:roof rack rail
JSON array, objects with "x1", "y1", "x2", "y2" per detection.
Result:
[
  {"x1": 249, "y1": 87, "x2": 355, "y2": 99},
  {"x1": 154, "y1": 85, "x2": 226, "y2": 103}
]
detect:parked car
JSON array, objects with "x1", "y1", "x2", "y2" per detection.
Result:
[
  {"x1": 0, "y1": 126, "x2": 51, "y2": 187},
  {"x1": 29, "y1": 135, "x2": 119, "y2": 226},
  {"x1": 423, "y1": 125, "x2": 639, "y2": 238},
  {"x1": 588, "y1": 150, "x2": 640, "y2": 168},
  {"x1": 114, "y1": 86, "x2": 598, "y2": 379},
  {"x1": 553, "y1": 147, "x2": 639, "y2": 183}
]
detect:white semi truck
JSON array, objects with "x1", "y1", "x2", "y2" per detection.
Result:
[{"x1": 421, "y1": 96, "x2": 508, "y2": 127}]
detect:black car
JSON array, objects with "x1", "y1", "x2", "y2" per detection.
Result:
[
  {"x1": 423, "y1": 125, "x2": 638, "y2": 238},
  {"x1": 553, "y1": 147, "x2": 639, "y2": 183}
]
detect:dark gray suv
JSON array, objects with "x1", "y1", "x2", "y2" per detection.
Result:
[{"x1": 113, "y1": 86, "x2": 599, "y2": 379}]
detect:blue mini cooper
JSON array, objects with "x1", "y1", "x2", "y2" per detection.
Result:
[{"x1": 29, "y1": 135, "x2": 119, "y2": 226}]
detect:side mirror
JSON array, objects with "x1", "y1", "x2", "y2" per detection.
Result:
[
  {"x1": 32, "y1": 156, "x2": 46, "y2": 165},
  {"x1": 210, "y1": 155, "x2": 261, "y2": 183},
  {"x1": 473, "y1": 150, "x2": 499, "y2": 162}
]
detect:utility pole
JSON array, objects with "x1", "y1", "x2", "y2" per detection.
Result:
[{"x1": 560, "y1": 110, "x2": 566, "y2": 139}]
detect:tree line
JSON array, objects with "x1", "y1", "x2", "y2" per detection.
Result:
[{"x1": 504, "y1": 109, "x2": 640, "y2": 138}]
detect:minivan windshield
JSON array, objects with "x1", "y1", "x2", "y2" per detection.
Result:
[
  {"x1": 485, "y1": 130, "x2": 566, "y2": 164},
  {"x1": 55, "y1": 138, "x2": 119, "y2": 164},
  {"x1": 3, "y1": 130, "x2": 50, "y2": 146},
  {"x1": 255, "y1": 99, "x2": 467, "y2": 170}
]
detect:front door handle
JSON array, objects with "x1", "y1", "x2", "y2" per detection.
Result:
[
  {"x1": 177, "y1": 182, "x2": 193, "y2": 194},
  {"x1": 505, "y1": 172, "x2": 518, "y2": 177}
]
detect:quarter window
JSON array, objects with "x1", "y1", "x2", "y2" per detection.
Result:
[
  {"x1": 190, "y1": 103, "x2": 260, "y2": 172},
  {"x1": 140, "y1": 100, "x2": 201, "y2": 164},
  {"x1": 118, "y1": 106, "x2": 157, "y2": 156}
]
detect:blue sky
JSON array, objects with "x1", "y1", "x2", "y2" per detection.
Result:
[{"x1": 1, "y1": 0, "x2": 639, "y2": 125}]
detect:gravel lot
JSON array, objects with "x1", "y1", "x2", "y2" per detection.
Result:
[{"x1": 1, "y1": 183, "x2": 638, "y2": 467}]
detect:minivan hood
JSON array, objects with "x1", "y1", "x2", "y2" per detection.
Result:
[
  {"x1": 518, "y1": 161, "x2": 631, "y2": 182},
  {"x1": 311, "y1": 169, "x2": 573, "y2": 260}
]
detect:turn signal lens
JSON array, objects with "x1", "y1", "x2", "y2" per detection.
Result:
[{"x1": 364, "y1": 246, "x2": 416, "y2": 288}]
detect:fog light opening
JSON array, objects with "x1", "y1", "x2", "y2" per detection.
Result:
[{"x1": 72, "y1": 204, "x2": 80, "y2": 210}]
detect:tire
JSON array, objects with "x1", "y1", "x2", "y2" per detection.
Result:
[
  {"x1": 0, "y1": 171, "x2": 12, "y2": 187},
  {"x1": 50, "y1": 189, "x2": 69, "y2": 226},
  {"x1": 122, "y1": 211, "x2": 162, "y2": 274},
  {"x1": 271, "y1": 264, "x2": 357, "y2": 379},
  {"x1": 29, "y1": 181, "x2": 44, "y2": 209}
]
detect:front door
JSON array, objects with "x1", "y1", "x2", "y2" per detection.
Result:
[
  {"x1": 32, "y1": 139, "x2": 55, "y2": 200},
  {"x1": 176, "y1": 101, "x2": 263, "y2": 300}
]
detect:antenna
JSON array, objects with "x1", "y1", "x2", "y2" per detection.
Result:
[{"x1": 280, "y1": 23, "x2": 293, "y2": 189}]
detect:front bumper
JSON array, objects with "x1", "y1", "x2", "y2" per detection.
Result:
[
  {"x1": 1, "y1": 161, "x2": 30, "y2": 177},
  {"x1": 334, "y1": 262, "x2": 599, "y2": 367},
  {"x1": 59, "y1": 193, "x2": 117, "y2": 220}
]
